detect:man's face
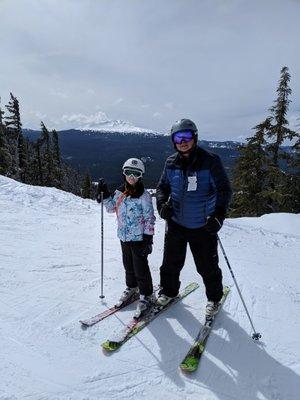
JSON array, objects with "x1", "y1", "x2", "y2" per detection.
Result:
[{"x1": 175, "y1": 138, "x2": 195, "y2": 154}]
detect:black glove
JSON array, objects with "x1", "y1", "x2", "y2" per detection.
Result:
[
  {"x1": 142, "y1": 234, "x2": 153, "y2": 255},
  {"x1": 205, "y1": 207, "x2": 226, "y2": 234},
  {"x1": 159, "y1": 203, "x2": 173, "y2": 220},
  {"x1": 143, "y1": 234, "x2": 153, "y2": 244},
  {"x1": 97, "y1": 178, "x2": 110, "y2": 203}
]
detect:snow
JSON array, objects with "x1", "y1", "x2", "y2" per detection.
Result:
[{"x1": 0, "y1": 174, "x2": 299, "y2": 400}]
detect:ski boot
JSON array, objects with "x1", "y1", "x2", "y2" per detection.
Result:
[
  {"x1": 205, "y1": 300, "x2": 221, "y2": 321},
  {"x1": 156, "y1": 292, "x2": 174, "y2": 307},
  {"x1": 134, "y1": 293, "x2": 156, "y2": 320},
  {"x1": 115, "y1": 287, "x2": 139, "y2": 308}
]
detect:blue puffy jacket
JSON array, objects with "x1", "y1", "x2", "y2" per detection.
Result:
[{"x1": 156, "y1": 146, "x2": 232, "y2": 228}]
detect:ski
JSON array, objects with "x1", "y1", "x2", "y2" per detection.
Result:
[
  {"x1": 80, "y1": 285, "x2": 159, "y2": 327},
  {"x1": 79, "y1": 293, "x2": 139, "y2": 327},
  {"x1": 101, "y1": 282, "x2": 199, "y2": 352},
  {"x1": 180, "y1": 286, "x2": 230, "y2": 373}
]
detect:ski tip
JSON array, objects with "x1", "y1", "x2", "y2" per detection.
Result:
[
  {"x1": 101, "y1": 341, "x2": 120, "y2": 352},
  {"x1": 180, "y1": 357, "x2": 199, "y2": 373}
]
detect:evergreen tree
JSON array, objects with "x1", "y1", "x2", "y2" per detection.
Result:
[
  {"x1": 40, "y1": 121, "x2": 55, "y2": 186},
  {"x1": 51, "y1": 129, "x2": 62, "y2": 188},
  {"x1": 230, "y1": 118, "x2": 271, "y2": 217},
  {"x1": 5, "y1": 93, "x2": 23, "y2": 179},
  {"x1": 81, "y1": 172, "x2": 93, "y2": 198},
  {"x1": 34, "y1": 138, "x2": 44, "y2": 185},
  {"x1": 0, "y1": 98, "x2": 12, "y2": 175},
  {"x1": 284, "y1": 131, "x2": 300, "y2": 213},
  {"x1": 265, "y1": 66, "x2": 298, "y2": 212},
  {"x1": 267, "y1": 67, "x2": 296, "y2": 167}
]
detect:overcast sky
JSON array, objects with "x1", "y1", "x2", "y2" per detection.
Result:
[{"x1": 0, "y1": 0, "x2": 299, "y2": 140}]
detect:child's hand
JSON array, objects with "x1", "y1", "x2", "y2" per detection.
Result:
[{"x1": 97, "y1": 178, "x2": 110, "y2": 202}]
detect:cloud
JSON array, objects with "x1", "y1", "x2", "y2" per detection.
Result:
[
  {"x1": 164, "y1": 102, "x2": 173, "y2": 110},
  {"x1": 113, "y1": 98, "x2": 124, "y2": 105},
  {"x1": 61, "y1": 110, "x2": 109, "y2": 125},
  {"x1": 28, "y1": 110, "x2": 47, "y2": 120},
  {"x1": 49, "y1": 89, "x2": 68, "y2": 99}
]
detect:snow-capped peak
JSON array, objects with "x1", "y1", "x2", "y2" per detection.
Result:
[{"x1": 61, "y1": 111, "x2": 155, "y2": 134}]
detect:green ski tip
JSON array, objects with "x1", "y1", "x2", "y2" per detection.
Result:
[
  {"x1": 101, "y1": 341, "x2": 120, "y2": 351},
  {"x1": 180, "y1": 356, "x2": 199, "y2": 372}
]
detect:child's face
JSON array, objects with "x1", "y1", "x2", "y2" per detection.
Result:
[{"x1": 125, "y1": 175, "x2": 139, "y2": 185}]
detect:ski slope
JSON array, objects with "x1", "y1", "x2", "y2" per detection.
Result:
[{"x1": 0, "y1": 175, "x2": 299, "y2": 400}]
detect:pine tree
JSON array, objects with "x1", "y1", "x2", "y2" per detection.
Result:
[
  {"x1": 230, "y1": 118, "x2": 271, "y2": 217},
  {"x1": 81, "y1": 172, "x2": 93, "y2": 198},
  {"x1": 267, "y1": 67, "x2": 296, "y2": 167},
  {"x1": 34, "y1": 138, "x2": 44, "y2": 185},
  {"x1": 265, "y1": 66, "x2": 298, "y2": 212},
  {"x1": 51, "y1": 129, "x2": 62, "y2": 188},
  {"x1": 40, "y1": 121, "x2": 55, "y2": 186},
  {"x1": 5, "y1": 93, "x2": 23, "y2": 180},
  {"x1": 284, "y1": 130, "x2": 300, "y2": 213},
  {"x1": 0, "y1": 98, "x2": 12, "y2": 175}
]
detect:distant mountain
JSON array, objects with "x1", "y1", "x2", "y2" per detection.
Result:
[
  {"x1": 60, "y1": 111, "x2": 156, "y2": 134},
  {"x1": 23, "y1": 129, "x2": 240, "y2": 188}
]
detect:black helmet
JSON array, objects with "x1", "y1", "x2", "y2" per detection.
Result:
[{"x1": 170, "y1": 118, "x2": 198, "y2": 137}]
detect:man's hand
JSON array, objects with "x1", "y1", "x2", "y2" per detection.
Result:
[
  {"x1": 97, "y1": 178, "x2": 110, "y2": 203},
  {"x1": 159, "y1": 203, "x2": 174, "y2": 220},
  {"x1": 205, "y1": 207, "x2": 226, "y2": 234}
]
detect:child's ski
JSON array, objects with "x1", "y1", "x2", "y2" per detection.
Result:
[{"x1": 102, "y1": 282, "x2": 199, "y2": 351}]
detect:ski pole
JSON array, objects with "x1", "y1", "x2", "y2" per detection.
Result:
[
  {"x1": 217, "y1": 235, "x2": 261, "y2": 340},
  {"x1": 99, "y1": 191, "x2": 105, "y2": 299}
]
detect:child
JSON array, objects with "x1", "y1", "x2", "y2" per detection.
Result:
[{"x1": 97, "y1": 158, "x2": 156, "y2": 318}]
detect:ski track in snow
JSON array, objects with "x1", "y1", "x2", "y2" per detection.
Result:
[{"x1": 0, "y1": 175, "x2": 299, "y2": 400}]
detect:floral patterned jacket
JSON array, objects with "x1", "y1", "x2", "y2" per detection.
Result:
[{"x1": 103, "y1": 188, "x2": 155, "y2": 242}]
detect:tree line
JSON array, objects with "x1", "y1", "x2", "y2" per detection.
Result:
[
  {"x1": 0, "y1": 93, "x2": 87, "y2": 196},
  {"x1": 230, "y1": 66, "x2": 299, "y2": 216}
]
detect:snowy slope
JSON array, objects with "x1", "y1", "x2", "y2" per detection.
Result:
[{"x1": 0, "y1": 175, "x2": 299, "y2": 400}]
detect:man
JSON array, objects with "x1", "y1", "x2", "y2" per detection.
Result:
[{"x1": 156, "y1": 119, "x2": 232, "y2": 317}]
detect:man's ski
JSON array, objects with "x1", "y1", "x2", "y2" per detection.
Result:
[
  {"x1": 101, "y1": 282, "x2": 199, "y2": 352},
  {"x1": 180, "y1": 286, "x2": 230, "y2": 373}
]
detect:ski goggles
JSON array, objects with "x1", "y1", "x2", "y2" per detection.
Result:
[
  {"x1": 172, "y1": 130, "x2": 194, "y2": 144},
  {"x1": 123, "y1": 168, "x2": 143, "y2": 178}
]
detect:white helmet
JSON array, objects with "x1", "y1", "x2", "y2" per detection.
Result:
[{"x1": 122, "y1": 158, "x2": 145, "y2": 174}]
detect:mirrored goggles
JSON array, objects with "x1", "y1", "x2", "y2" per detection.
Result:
[
  {"x1": 123, "y1": 168, "x2": 143, "y2": 178},
  {"x1": 172, "y1": 130, "x2": 194, "y2": 144}
]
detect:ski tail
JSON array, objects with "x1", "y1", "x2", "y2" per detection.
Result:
[
  {"x1": 180, "y1": 286, "x2": 230, "y2": 372},
  {"x1": 80, "y1": 285, "x2": 160, "y2": 327}
]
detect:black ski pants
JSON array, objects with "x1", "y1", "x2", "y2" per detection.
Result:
[
  {"x1": 160, "y1": 219, "x2": 223, "y2": 302},
  {"x1": 121, "y1": 241, "x2": 153, "y2": 296}
]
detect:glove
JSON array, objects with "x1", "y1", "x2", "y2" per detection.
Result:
[
  {"x1": 143, "y1": 234, "x2": 153, "y2": 244},
  {"x1": 143, "y1": 234, "x2": 153, "y2": 254},
  {"x1": 159, "y1": 203, "x2": 173, "y2": 220},
  {"x1": 133, "y1": 236, "x2": 153, "y2": 257},
  {"x1": 97, "y1": 178, "x2": 110, "y2": 203},
  {"x1": 142, "y1": 234, "x2": 153, "y2": 255},
  {"x1": 205, "y1": 207, "x2": 226, "y2": 234}
]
